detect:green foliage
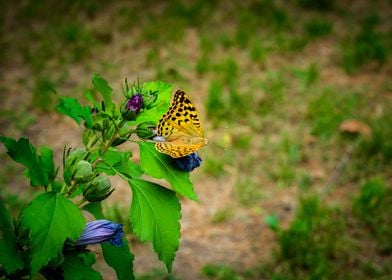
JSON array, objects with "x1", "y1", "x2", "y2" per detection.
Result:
[
  {"x1": 353, "y1": 177, "x2": 392, "y2": 253},
  {"x1": 304, "y1": 18, "x2": 333, "y2": 38},
  {"x1": 31, "y1": 76, "x2": 56, "y2": 112},
  {"x1": 92, "y1": 73, "x2": 113, "y2": 109},
  {"x1": 196, "y1": 54, "x2": 210, "y2": 75},
  {"x1": 220, "y1": 58, "x2": 238, "y2": 83},
  {"x1": 102, "y1": 240, "x2": 135, "y2": 280},
  {"x1": 202, "y1": 264, "x2": 240, "y2": 280},
  {"x1": 129, "y1": 179, "x2": 181, "y2": 272},
  {"x1": 0, "y1": 201, "x2": 24, "y2": 274},
  {"x1": 342, "y1": 14, "x2": 389, "y2": 74},
  {"x1": 258, "y1": 70, "x2": 287, "y2": 114},
  {"x1": 357, "y1": 110, "x2": 392, "y2": 162},
  {"x1": 60, "y1": 252, "x2": 102, "y2": 280},
  {"x1": 274, "y1": 196, "x2": 348, "y2": 278},
  {"x1": 94, "y1": 149, "x2": 143, "y2": 180},
  {"x1": 128, "y1": 81, "x2": 172, "y2": 125},
  {"x1": 202, "y1": 156, "x2": 225, "y2": 178},
  {"x1": 136, "y1": 268, "x2": 179, "y2": 280},
  {"x1": 0, "y1": 137, "x2": 55, "y2": 187},
  {"x1": 295, "y1": 0, "x2": 335, "y2": 10},
  {"x1": 211, "y1": 208, "x2": 233, "y2": 224},
  {"x1": 205, "y1": 80, "x2": 226, "y2": 124},
  {"x1": 57, "y1": 97, "x2": 93, "y2": 128},
  {"x1": 264, "y1": 214, "x2": 279, "y2": 231},
  {"x1": 293, "y1": 63, "x2": 319, "y2": 92},
  {"x1": 235, "y1": 177, "x2": 263, "y2": 206},
  {"x1": 21, "y1": 192, "x2": 85, "y2": 276},
  {"x1": 1, "y1": 77, "x2": 200, "y2": 278},
  {"x1": 249, "y1": 39, "x2": 267, "y2": 65},
  {"x1": 138, "y1": 142, "x2": 197, "y2": 201},
  {"x1": 307, "y1": 88, "x2": 361, "y2": 139}
]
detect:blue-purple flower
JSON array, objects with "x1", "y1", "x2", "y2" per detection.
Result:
[
  {"x1": 76, "y1": 220, "x2": 123, "y2": 247},
  {"x1": 126, "y1": 94, "x2": 143, "y2": 113},
  {"x1": 173, "y1": 152, "x2": 202, "y2": 172},
  {"x1": 121, "y1": 94, "x2": 143, "y2": 121}
]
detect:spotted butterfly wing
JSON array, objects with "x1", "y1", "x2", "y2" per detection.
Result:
[{"x1": 155, "y1": 90, "x2": 208, "y2": 158}]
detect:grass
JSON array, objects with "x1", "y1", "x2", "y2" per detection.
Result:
[
  {"x1": 273, "y1": 196, "x2": 349, "y2": 279},
  {"x1": 258, "y1": 70, "x2": 287, "y2": 114},
  {"x1": 341, "y1": 13, "x2": 389, "y2": 74},
  {"x1": 292, "y1": 63, "x2": 319, "y2": 93},
  {"x1": 31, "y1": 76, "x2": 56, "y2": 112},
  {"x1": 353, "y1": 177, "x2": 392, "y2": 254},
  {"x1": 234, "y1": 176, "x2": 263, "y2": 206},
  {"x1": 306, "y1": 87, "x2": 363, "y2": 139},
  {"x1": 211, "y1": 208, "x2": 233, "y2": 224},
  {"x1": 304, "y1": 18, "x2": 333, "y2": 38},
  {"x1": 202, "y1": 264, "x2": 240, "y2": 280}
]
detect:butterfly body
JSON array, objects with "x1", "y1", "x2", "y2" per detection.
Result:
[{"x1": 154, "y1": 90, "x2": 208, "y2": 158}]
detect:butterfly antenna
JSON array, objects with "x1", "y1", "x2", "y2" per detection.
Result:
[{"x1": 210, "y1": 141, "x2": 229, "y2": 152}]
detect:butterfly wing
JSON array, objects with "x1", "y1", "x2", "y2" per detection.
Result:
[
  {"x1": 156, "y1": 90, "x2": 204, "y2": 139},
  {"x1": 155, "y1": 90, "x2": 207, "y2": 158},
  {"x1": 155, "y1": 142, "x2": 204, "y2": 158}
]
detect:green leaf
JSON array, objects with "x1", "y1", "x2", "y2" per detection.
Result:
[
  {"x1": 39, "y1": 147, "x2": 56, "y2": 182},
  {"x1": 0, "y1": 200, "x2": 13, "y2": 234},
  {"x1": 95, "y1": 149, "x2": 143, "y2": 179},
  {"x1": 264, "y1": 214, "x2": 280, "y2": 231},
  {"x1": 138, "y1": 142, "x2": 198, "y2": 201},
  {"x1": 0, "y1": 239, "x2": 25, "y2": 274},
  {"x1": 102, "y1": 240, "x2": 134, "y2": 280},
  {"x1": 0, "y1": 136, "x2": 55, "y2": 187},
  {"x1": 129, "y1": 178, "x2": 181, "y2": 272},
  {"x1": 62, "y1": 252, "x2": 102, "y2": 280},
  {"x1": 21, "y1": 192, "x2": 85, "y2": 276},
  {"x1": 128, "y1": 81, "x2": 172, "y2": 126},
  {"x1": 57, "y1": 97, "x2": 93, "y2": 128},
  {"x1": 92, "y1": 73, "x2": 113, "y2": 109},
  {"x1": 83, "y1": 202, "x2": 105, "y2": 220},
  {"x1": 0, "y1": 201, "x2": 24, "y2": 274}
]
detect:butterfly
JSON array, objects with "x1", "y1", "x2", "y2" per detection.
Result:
[{"x1": 154, "y1": 90, "x2": 208, "y2": 158}]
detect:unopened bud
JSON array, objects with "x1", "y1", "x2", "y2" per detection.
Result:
[
  {"x1": 73, "y1": 160, "x2": 93, "y2": 184},
  {"x1": 142, "y1": 91, "x2": 157, "y2": 109},
  {"x1": 64, "y1": 148, "x2": 89, "y2": 185},
  {"x1": 121, "y1": 94, "x2": 143, "y2": 121},
  {"x1": 83, "y1": 176, "x2": 114, "y2": 202},
  {"x1": 136, "y1": 121, "x2": 156, "y2": 139}
]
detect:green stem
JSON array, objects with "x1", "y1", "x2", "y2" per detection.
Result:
[
  {"x1": 76, "y1": 197, "x2": 87, "y2": 207},
  {"x1": 66, "y1": 182, "x2": 78, "y2": 198},
  {"x1": 92, "y1": 119, "x2": 127, "y2": 168},
  {"x1": 60, "y1": 183, "x2": 69, "y2": 194}
]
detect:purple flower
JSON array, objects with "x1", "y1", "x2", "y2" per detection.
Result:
[
  {"x1": 76, "y1": 220, "x2": 123, "y2": 247},
  {"x1": 173, "y1": 152, "x2": 202, "y2": 172},
  {"x1": 125, "y1": 94, "x2": 143, "y2": 113}
]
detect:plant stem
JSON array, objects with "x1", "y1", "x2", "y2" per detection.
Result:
[{"x1": 92, "y1": 119, "x2": 127, "y2": 169}]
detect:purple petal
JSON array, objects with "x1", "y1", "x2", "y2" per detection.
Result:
[{"x1": 76, "y1": 220, "x2": 123, "y2": 247}]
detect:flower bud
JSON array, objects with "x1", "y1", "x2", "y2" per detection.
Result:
[
  {"x1": 111, "y1": 137, "x2": 127, "y2": 147},
  {"x1": 173, "y1": 152, "x2": 202, "y2": 172},
  {"x1": 76, "y1": 220, "x2": 123, "y2": 247},
  {"x1": 121, "y1": 94, "x2": 143, "y2": 121},
  {"x1": 142, "y1": 91, "x2": 158, "y2": 109},
  {"x1": 64, "y1": 148, "x2": 89, "y2": 185},
  {"x1": 136, "y1": 121, "x2": 156, "y2": 139},
  {"x1": 83, "y1": 175, "x2": 114, "y2": 202},
  {"x1": 72, "y1": 160, "x2": 93, "y2": 184}
]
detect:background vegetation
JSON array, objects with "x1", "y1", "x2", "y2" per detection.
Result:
[{"x1": 1, "y1": 0, "x2": 391, "y2": 279}]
